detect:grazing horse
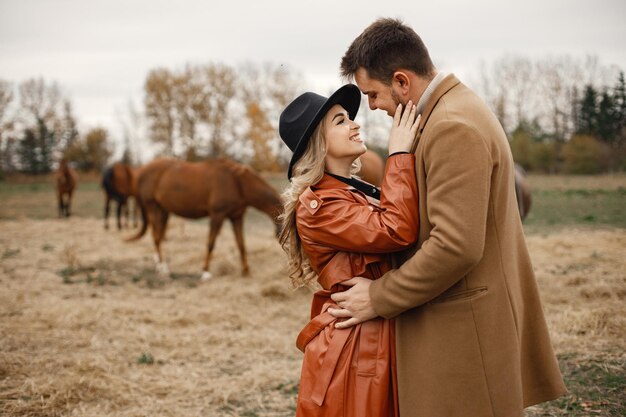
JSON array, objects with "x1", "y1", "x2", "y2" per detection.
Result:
[
  {"x1": 54, "y1": 159, "x2": 77, "y2": 217},
  {"x1": 357, "y1": 149, "x2": 384, "y2": 186},
  {"x1": 101, "y1": 162, "x2": 138, "y2": 230},
  {"x1": 128, "y1": 157, "x2": 283, "y2": 280},
  {"x1": 514, "y1": 163, "x2": 532, "y2": 221}
]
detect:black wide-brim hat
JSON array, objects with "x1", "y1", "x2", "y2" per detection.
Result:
[{"x1": 279, "y1": 84, "x2": 361, "y2": 180}]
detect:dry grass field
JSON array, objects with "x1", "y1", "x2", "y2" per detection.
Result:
[{"x1": 0, "y1": 173, "x2": 625, "y2": 416}]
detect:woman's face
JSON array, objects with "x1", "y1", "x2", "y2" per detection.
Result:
[{"x1": 323, "y1": 104, "x2": 367, "y2": 171}]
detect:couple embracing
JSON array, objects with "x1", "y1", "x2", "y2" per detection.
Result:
[{"x1": 277, "y1": 18, "x2": 567, "y2": 417}]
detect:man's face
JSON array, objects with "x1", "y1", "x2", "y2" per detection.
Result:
[{"x1": 355, "y1": 68, "x2": 405, "y2": 117}]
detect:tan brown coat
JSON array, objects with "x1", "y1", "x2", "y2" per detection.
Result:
[{"x1": 370, "y1": 75, "x2": 567, "y2": 417}]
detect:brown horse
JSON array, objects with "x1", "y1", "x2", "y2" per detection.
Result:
[
  {"x1": 54, "y1": 158, "x2": 77, "y2": 217},
  {"x1": 514, "y1": 163, "x2": 532, "y2": 221},
  {"x1": 357, "y1": 149, "x2": 385, "y2": 186},
  {"x1": 101, "y1": 162, "x2": 139, "y2": 230},
  {"x1": 128, "y1": 157, "x2": 283, "y2": 280}
]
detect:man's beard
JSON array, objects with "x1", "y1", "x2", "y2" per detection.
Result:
[
  {"x1": 390, "y1": 88, "x2": 408, "y2": 115},
  {"x1": 391, "y1": 88, "x2": 401, "y2": 106}
]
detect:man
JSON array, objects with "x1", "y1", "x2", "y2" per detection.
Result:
[{"x1": 328, "y1": 18, "x2": 566, "y2": 417}]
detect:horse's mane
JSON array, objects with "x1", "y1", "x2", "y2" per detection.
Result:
[
  {"x1": 214, "y1": 158, "x2": 268, "y2": 189},
  {"x1": 215, "y1": 157, "x2": 250, "y2": 176}
]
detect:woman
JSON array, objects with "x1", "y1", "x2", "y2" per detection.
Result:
[{"x1": 278, "y1": 84, "x2": 420, "y2": 417}]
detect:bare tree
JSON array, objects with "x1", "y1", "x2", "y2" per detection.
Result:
[
  {"x1": 0, "y1": 80, "x2": 13, "y2": 123},
  {"x1": 476, "y1": 55, "x2": 537, "y2": 134},
  {"x1": 60, "y1": 100, "x2": 79, "y2": 154},
  {"x1": 476, "y1": 54, "x2": 620, "y2": 142},
  {"x1": 64, "y1": 127, "x2": 113, "y2": 172},
  {"x1": 143, "y1": 61, "x2": 305, "y2": 165},
  {"x1": 116, "y1": 99, "x2": 145, "y2": 164},
  {"x1": 17, "y1": 78, "x2": 70, "y2": 172},
  {"x1": 246, "y1": 101, "x2": 278, "y2": 170},
  {"x1": 238, "y1": 62, "x2": 304, "y2": 166},
  {"x1": 144, "y1": 68, "x2": 176, "y2": 155},
  {"x1": 0, "y1": 80, "x2": 16, "y2": 172},
  {"x1": 202, "y1": 63, "x2": 237, "y2": 158},
  {"x1": 144, "y1": 63, "x2": 238, "y2": 159},
  {"x1": 535, "y1": 56, "x2": 583, "y2": 141}
]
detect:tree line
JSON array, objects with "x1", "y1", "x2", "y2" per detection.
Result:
[
  {"x1": 1, "y1": 56, "x2": 624, "y2": 177},
  {"x1": 478, "y1": 55, "x2": 625, "y2": 173},
  {"x1": 142, "y1": 62, "x2": 303, "y2": 171},
  {"x1": 0, "y1": 78, "x2": 112, "y2": 175},
  {"x1": 0, "y1": 62, "x2": 304, "y2": 176},
  {"x1": 0, "y1": 78, "x2": 111, "y2": 174}
]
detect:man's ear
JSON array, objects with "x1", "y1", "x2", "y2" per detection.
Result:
[{"x1": 392, "y1": 71, "x2": 411, "y2": 95}]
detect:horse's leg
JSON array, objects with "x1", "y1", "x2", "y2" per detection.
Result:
[
  {"x1": 66, "y1": 191, "x2": 73, "y2": 217},
  {"x1": 230, "y1": 216, "x2": 250, "y2": 276},
  {"x1": 132, "y1": 199, "x2": 139, "y2": 228},
  {"x1": 116, "y1": 201, "x2": 123, "y2": 231},
  {"x1": 62, "y1": 192, "x2": 68, "y2": 217},
  {"x1": 202, "y1": 215, "x2": 225, "y2": 281},
  {"x1": 122, "y1": 200, "x2": 129, "y2": 229},
  {"x1": 104, "y1": 195, "x2": 111, "y2": 229},
  {"x1": 149, "y1": 206, "x2": 170, "y2": 276},
  {"x1": 146, "y1": 205, "x2": 162, "y2": 263},
  {"x1": 58, "y1": 190, "x2": 64, "y2": 218}
]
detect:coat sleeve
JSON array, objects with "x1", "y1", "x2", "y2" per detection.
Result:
[
  {"x1": 370, "y1": 121, "x2": 493, "y2": 318},
  {"x1": 296, "y1": 153, "x2": 418, "y2": 253}
]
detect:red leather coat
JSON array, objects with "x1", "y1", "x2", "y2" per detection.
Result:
[{"x1": 294, "y1": 154, "x2": 419, "y2": 417}]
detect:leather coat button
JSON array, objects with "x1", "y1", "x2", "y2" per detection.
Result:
[{"x1": 310, "y1": 200, "x2": 318, "y2": 209}]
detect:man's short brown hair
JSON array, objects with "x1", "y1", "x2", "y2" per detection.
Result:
[{"x1": 340, "y1": 18, "x2": 435, "y2": 84}]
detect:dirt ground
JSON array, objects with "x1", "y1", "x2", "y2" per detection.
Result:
[{"x1": 0, "y1": 215, "x2": 625, "y2": 416}]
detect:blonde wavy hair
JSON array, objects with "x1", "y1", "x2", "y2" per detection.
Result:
[{"x1": 279, "y1": 116, "x2": 362, "y2": 288}]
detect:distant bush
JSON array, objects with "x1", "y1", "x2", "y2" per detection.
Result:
[
  {"x1": 510, "y1": 131, "x2": 619, "y2": 174},
  {"x1": 562, "y1": 135, "x2": 610, "y2": 174},
  {"x1": 509, "y1": 129, "x2": 533, "y2": 170},
  {"x1": 509, "y1": 131, "x2": 559, "y2": 173},
  {"x1": 531, "y1": 141, "x2": 559, "y2": 173}
]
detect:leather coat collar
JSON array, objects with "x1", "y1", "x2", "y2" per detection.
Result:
[{"x1": 313, "y1": 173, "x2": 381, "y2": 207}]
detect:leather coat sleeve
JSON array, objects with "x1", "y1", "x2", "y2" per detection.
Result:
[
  {"x1": 296, "y1": 154, "x2": 418, "y2": 253},
  {"x1": 370, "y1": 121, "x2": 493, "y2": 318}
]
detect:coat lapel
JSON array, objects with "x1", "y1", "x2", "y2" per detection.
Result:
[{"x1": 410, "y1": 74, "x2": 461, "y2": 153}]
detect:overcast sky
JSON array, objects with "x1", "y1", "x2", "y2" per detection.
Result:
[{"x1": 1, "y1": 0, "x2": 625, "y2": 155}]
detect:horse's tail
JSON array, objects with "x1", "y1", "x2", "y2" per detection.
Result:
[
  {"x1": 102, "y1": 166, "x2": 125, "y2": 202},
  {"x1": 125, "y1": 196, "x2": 148, "y2": 242}
]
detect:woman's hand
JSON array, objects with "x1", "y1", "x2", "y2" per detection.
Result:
[
  {"x1": 388, "y1": 101, "x2": 421, "y2": 155},
  {"x1": 328, "y1": 277, "x2": 377, "y2": 328}
]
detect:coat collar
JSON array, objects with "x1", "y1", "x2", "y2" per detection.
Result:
[
  {"x1": 415, "y1": 71, "x2": 447, "y2": 115},
  {"x1": 313, "y1": 173, "x2": 381, "y2": 207},
  {"x1": 410, "y1": 73, "x2": 461, "y2": 153}
]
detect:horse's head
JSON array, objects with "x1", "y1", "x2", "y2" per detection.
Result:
[
  {"x1": 231, "y1": 163, "x2": 284, "y2": 238},
  {"x1": 260, "y1": 190, "x2": 283, "y2": 239}
]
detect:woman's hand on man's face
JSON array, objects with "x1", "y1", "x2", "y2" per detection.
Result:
[{"x1": 388, "y1": 100, "x2": 421, "y2": 155}]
